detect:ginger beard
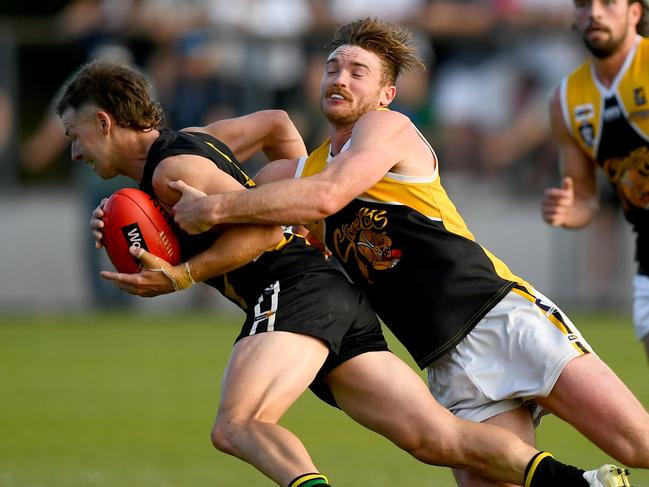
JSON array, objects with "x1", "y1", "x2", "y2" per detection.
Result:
[{"x1": 320, "y1": 85, "x2": 384, "y2": 127}]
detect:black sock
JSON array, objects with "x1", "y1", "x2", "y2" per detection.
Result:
[
  {"x1": 525, "y1": 452, "x2": 588, "y2": 487},
  {"x1": 288, "y1": 472, "x2": 331, "y2": 487}
]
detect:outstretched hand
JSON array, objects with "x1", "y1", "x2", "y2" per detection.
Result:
[
  {"x1": 169, "y1": 179, "x2": 214, "y2": 235},
  {"x1": 101, "y1": 246, "x2": 195, "y2": 297}
]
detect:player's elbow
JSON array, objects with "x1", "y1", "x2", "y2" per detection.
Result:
[
  {"x1": 267, "y1": 109, "x2": 292, "y2": 127},
  {"x1": 262, "y1": 110, "x2": 294, "y2": 142}
]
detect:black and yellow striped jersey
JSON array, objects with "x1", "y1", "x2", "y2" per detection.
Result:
[
  {"x1": 141, "y1": 129, "x2": 332, "y2": 309},
  {"x1": 297, "y1": 135, "x2": 531, "y2": 368},
  {"x1": 560, "y1": 35, "x2": 649, "y2": 272}
]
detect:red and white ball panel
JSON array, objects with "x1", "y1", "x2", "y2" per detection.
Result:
[{"x1": 102, "y1": 188, "x2": 181, "y2": 273}]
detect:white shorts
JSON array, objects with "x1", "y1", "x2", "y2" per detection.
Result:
[
  {"x1": 427, "y1": 288, "x2": 592, "y2": 424},
  {"x1": 633, "y1": 274, "x2": 649, "y2": 341}
]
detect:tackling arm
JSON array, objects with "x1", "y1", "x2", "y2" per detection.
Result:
[
  {"x1": 172, "y1": 110, "x2": 409, "y2": 229},
  {"x1": 101, "y1": 153, "x2": 284, "y2": 297}
]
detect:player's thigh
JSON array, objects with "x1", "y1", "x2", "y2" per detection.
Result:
[
  {"x1": 452, "y1": 407, "x2": 535, "y2": 487},
  {"x1": 537, "y1": 353, "x2": 649, "y2": 453},
  {"x1": 324, "y1": 351, "x2": 457, "y2": 448},
  {"x1": 219, "y1": 331, "x2": 329, "y2": 422}
]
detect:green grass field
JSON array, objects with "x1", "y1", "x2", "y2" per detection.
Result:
[{"x1": 1, "y1": 311, "x2": 647, "y2": 487}]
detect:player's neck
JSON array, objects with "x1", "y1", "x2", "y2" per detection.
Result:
[
  {"x1": 329, "y1": 125, "x2": 354, "y2": 156},
  {"x1": 120, "y1": 129, "x2": 160, "y2": 183},
  {"x1": 593, "y1": 33, "x2": 638, "y2": 88}
]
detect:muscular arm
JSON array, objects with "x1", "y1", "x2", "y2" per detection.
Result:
[
  {"x1": 543, "y1": 88, "x2": 599, "y2": 228},
  {"x1": 101, "y1": 153, "x2": 284, "y2": 296},
  {"x1": 183, "y1": 110, "x2": 307, "y2": 163},
  {"x1": 154, "y1": 155, "x2": 284, "y2": 281},
  {"x1": 174, "y1": 110, "x2": 412, "y2": 228}
]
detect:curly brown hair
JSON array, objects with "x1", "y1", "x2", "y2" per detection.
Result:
[
  {"x1": 329, "y1": 17, "x2": 426, "y2": 86},
  {"x1": 55, "y1": 60, "x2": 164, "y2": 131}
]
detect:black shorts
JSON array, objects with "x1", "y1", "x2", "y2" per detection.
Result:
[{"x1": 235, "y1": 269, "x2": 389, "y2": 407}]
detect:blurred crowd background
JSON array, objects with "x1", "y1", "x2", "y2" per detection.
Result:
[{"x1": 0, "y1": 0, "x2": 635, "y2": 314}]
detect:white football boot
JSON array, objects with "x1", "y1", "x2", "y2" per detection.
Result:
[{"x1": 583, "y1": 464, "x2": 631, "y2": 487}]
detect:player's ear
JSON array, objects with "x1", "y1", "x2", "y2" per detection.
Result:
[
  {"x1": 96, "y1": 111, "x2": 112, "y2": 135},
  {"x1": 629, "y1": 0, "x2": 643, "y2": 28},
  {"x1": 379, "y1": 85, "x2": 397, "y2": 107}
]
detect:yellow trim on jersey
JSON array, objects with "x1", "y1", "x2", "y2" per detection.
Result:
[
  {"x1": 562, "y1": 61, "x2": 601, "y2": 159},
  {"x1": 524, "y1": 452, "x2": 554, "y2": 487},
  {"x1": 201, "y1": 139, "x2": 256, "y2": 188},
  {"x1": 273, "y1": 232, "x2": 296, "y2": 251},
  {"x1": 617, "y1": 37, "x2": 649, "y2": 135},
  {"x1": 302, "y1": 139, "x2": 531, "y2": 288},
  {"x1": 299, "y1": 141, "x2": 330, "y2": 177},
  {"x1": 222, "y1": 274, "x2": 247, "y2": 310},
  {"x1": 562, "y1": 36, "x2": 649, "y2": 158}
]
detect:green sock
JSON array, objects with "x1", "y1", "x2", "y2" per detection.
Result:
[
  {"x1": 288, "y1": 472, "x2": 331, "y2": 487},
  {"x1": 525, "y1": 451, "x2": 588, "y2": 487}
]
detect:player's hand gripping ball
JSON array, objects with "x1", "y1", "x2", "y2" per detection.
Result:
[{"x1": 102, "y1": 188, "x2": 181, "y2": 273}]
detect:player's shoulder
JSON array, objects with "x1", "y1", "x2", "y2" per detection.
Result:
[{"x1": 358, "y1": 108, "x2": 411, "y2": 131}]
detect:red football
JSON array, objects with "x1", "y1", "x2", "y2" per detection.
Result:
[{"x1": 102, "y1": 188, "x2": 181, "y2": 273}]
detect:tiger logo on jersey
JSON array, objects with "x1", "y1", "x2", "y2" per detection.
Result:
[
  {"x1": 333, "y1": 207, "x2": 402, "y2": 283},
  {"x1": 355, "y1": 230, "x2": 402, "y2": 280},
  {"x1": 603, "y1": 146, "x2": 649, "y2": 209}
]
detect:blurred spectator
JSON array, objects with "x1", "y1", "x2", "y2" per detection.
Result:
[
  {"x1": 325, "y1": 0, "x2": 426, "y2": 24},
  {"x1": 416, "y1": 0, "x2": 507, "y2": 175},
  {"x1": 283, "y1": 51, "x2": 331, "y2": 153},
  {"x1": 478, "y1": 0, "x2": 585, "y2": 192}
]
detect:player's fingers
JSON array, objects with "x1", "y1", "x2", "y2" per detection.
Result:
[
  {"x1": 92, "y1": 199, "x2": 108, "y2": 217},
  {"x1": 542, "y1": 203, "x2": 565, "y2": 225},
  {"x1": 170, "y1": 179, "x2": 207, "y2": 198},
  {"x1": 100, "y1": 271, "x2": 141, "y2": 295},
  {"x1": 93, "y1": 230, "x2": 104, "y2": 248},
  {"x1": 544, "y1": 188, "x2": 573, "y2": 206},
  {"x1": 100, "y1": 270, "x2": 134, "y2": 289},
  {"x1": 130, "y1": 246, "x2": 171, "y2": 270},
  {"x1": 169, "y1": 179, "x2": 189, "y2": 193},
  {"x1": 90, "y1": 217, "x2": 104, "y2": 231},
  {"x1": 562, "y1": 176, "x2": 574, "y2": 193}
]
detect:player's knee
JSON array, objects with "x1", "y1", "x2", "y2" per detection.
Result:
[{"x1": 210, "y1": 416, "x2": 244, "y2": 455}]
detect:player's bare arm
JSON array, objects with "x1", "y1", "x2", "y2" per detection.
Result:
[
  {"x1": 543, "y1": 87, "x2": 599, "y2": 228},
  {"x1": 169, "y1": 157, "x2": 302, "y2": 235},
  {"x1": 101, "y1": 153, "x2": 284, "y2": 296},
  {"x1": 184, "y1": 110, "x2": 307, "y2": 163},
  {"x1": 171, "y1": 109, "x2": 412, "y2": 230},
  {"x1": 253, "y1": 158, "x2": 300, "y2": 185}
]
